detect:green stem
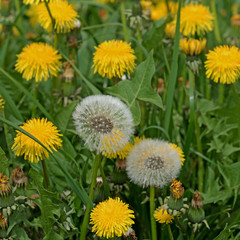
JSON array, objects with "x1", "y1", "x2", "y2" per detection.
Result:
[
  {"x1": 178, "y1": 64, "x2": 186, "y2": 113},
  {"x1": 80, "y1": 154, "x2": 101, "y2": 240},
  {"x1": 184, "y1": 69, "x2": 195, "y2": 157},
  {"x1": 41, "y1": 158, "x2": 50, "y2": 190},
  {"x1": 120, "y1": 1, "x2": 128, "y2": 42},
  {"x1": 164, "y1": 0, "x2": 182, "y2": 134},
  {"x1": 210, "y1": 0, "x2": 222, "y2": 43},
  {"x1": 194, "y1": 112, "x2": 203, "y2": 192},
  {"x1": 218, "y1": 84, "x2": 224, "y2": 104},
  {"x1": 2, "y1": 111, "x2": 13, "y2": 159},
  {"x1": 54, "y1": 32, "x2": 58, "y2": 49},
  {"x1": 150, "y1": 186, "x2": 157, "y2": 240},
  {"x1": 44, "y1": 0, "x2": 55, "y2": 42},
  {"x1": 174, "y1": 217, "x2": 187, "y2": 234},
  {"x1": 190, "y1": 230, "x2": 195, "y2": 240},
  {"x1": 205, "y1": 77, "x2": 211, "y2": 100},
  {"x1": 32, "y1": 82, "x2": 37, "y2": 118},
  {"x1": 136, "y1": 23, "x2": 143, "y2": 63},
  {"x1": 167, "y1": 224, "x2": 174, "y2": 240},
  {"x1": 140, "y1": 101, "x2": 146, "y2": 132},
  {"x1": 14, "y1": 0, "x2": 22, "y2": 30}
]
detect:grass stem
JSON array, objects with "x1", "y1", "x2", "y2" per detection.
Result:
[{"x1": 150, "y1": 186, "x2": 157, "y2": 240}]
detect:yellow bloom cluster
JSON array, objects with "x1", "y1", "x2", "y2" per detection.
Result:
[{"x1": 180, "y1": 38, "x2": 206, "y2": 56}]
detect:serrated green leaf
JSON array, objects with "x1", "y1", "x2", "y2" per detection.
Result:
[
  {"x1": 0, "y1": 146, "x2": 9, "y2": 173},
  {"x1": 107, "y1": 51, "x2": 162, "y2": 125}
]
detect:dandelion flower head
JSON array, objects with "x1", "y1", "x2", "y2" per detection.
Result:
[
  {"x1": 0, "y1": 96, "x2": 5, "y2": 111},
  {"x1": 0, "y1": 212, "x2": 8, "y2": 229},
  {"x1": 180, "y1": 38, "x2": 206, "y2": 56},
  {"x1": 180, "y1": 4, "x2": 214, "y2": 36},
  {"x1": 90, "y1": 197, "x2": 135, "y2": 239},
  {"x1": 36, "y1": 0, "x2": 78, "y2": 33},
  {"x1": 151, "y1": 1, "x2": 178, "y2": 21},
  {"x1": 154, "y1": 206, "x2": 174, "y2": 224},
  {"x1": 12, "y1": 118, "x2": 62, "y2": 163},
  {"x1": 126, "y1": 139, "x2": 183, "y2": 187},
  {"x1": 93, "y1": 40, "x2": 136, "y2": 79},
  {"x1": 0, "y1": 173, "x2": 11, "y2": 196},
  {"x1": 72, "y1": 95, "x2": 134, "y2": 154},
  {"x1": 205, "y1": 45, "x2": 240, "y2": 84},
  {"x1": 15, "y1": 42, "x2": 62, "y2": 82}
]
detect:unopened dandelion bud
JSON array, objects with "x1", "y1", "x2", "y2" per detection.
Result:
[
  {"x1": 191, "y1": 190, "x2": 203, "y2": 208},
  {"x1": 11, "y1": 166, "x2": 28, "y2": 188}
]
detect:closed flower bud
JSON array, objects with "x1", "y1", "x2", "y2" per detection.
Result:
[{"x1": 180, "y1": 38, "x2": 206, "y2": 56}]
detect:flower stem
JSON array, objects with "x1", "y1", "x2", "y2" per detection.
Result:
[
  {"x1": 190, "y1": 230, "x2": 195, "y2": 240},
  {"x1": 41, "y1": 158, "x2": 50, "y2": 190},
  {"x1": 218, "y1": 84, "x2": 224, "y2": 104},
  {"x1": 167, "y1": 224, "x2": 174, "y2": 240},
  {"x1": 2, "y1": 111, "x2": 13, "y2": 159},
  {"x1": 80, "y1": 154, "x2": 101, "y2": 240},
  {"x1": 136, "y1": 23, "x2": 142, "y2": 63},
  {"x1": 210, "y1": 0, "x2": 222, "y2": 43},
  {"x1": 120, "y1": 1, "x2": 128, "y2": 42},
  {"x1": 150, "y1": 185, "x2": 157, "y2": 240},
  {"x1": 174, "y1": 216, "x2": 186, "y2": 234},
  {"x1": 32, "y1": 82, "x2": 37, "y2": 118}
]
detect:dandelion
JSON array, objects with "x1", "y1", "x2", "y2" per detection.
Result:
[
  {"x1": 12, "y1": 118, "x2": 62, "y2": 163},
  {"x1": 231, "y1": 14, "x2": 240, "y2": 27},
  {"x1": 0, "y1": 96, "x2": 5, "y2": 111},
  {"x1": 72, "y1": 95, "x2": 134, "y2": 155},
  {"x1": 92, "y1": 40, "x2": 136, "y2": 79},
  {"x1": 165, "y1": 20, "x2": 176, "y2": 39},
  {"x1": 205, "y1": 45, "x2": 240, "y2": 84},
  {"x1": 0, "y1": 212, "x2": 8, "y2": 229},
  {"x1": 180, "y1": 4, "x2": 214, "y2": 36},
  {"x1": 170, "y1": 178, "x2": 185, "y2": 200},
  {"x1": 154, "y1": 207, "x2": 174, "y2": 224},
  {"x1": 23, "y1": 0, "x2": 58, "y2": 4},
  {"x1": 180, "y1": 38, "x2": 206, "y2": 56},
  {"x1": 90, "y1": 197, "x2": 135, "y2": 239},
  {"x1": 151, "y1": 1, "x2": 178, "y2": 21},
  {"x1": 11, "y1": 166, "x2": 28, "y2": 187},
  {"x1": 126, "y1": 139, "x2": 184, "y2": 187},
  {"x1": 36, "y1": 0, "x2": 78, "y2": 33},
  {"x1": 15, "y1": 43, "x2": 61, "y2": 82}
]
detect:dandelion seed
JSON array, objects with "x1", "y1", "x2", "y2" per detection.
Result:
[
  {"x1": 126, "y1": 139, "x2": 184, "y2": 188},
  {"x1": 72, "y1": 95, "x2": 134, "y2": 154}
]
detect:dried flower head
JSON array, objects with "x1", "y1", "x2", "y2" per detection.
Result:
[
  {"x1": 12, "y1": 118, "x2": 62, "y2": 163},
  {"x1": 191, "y1": 190, "x2": 203, "y2": 208},
  {"x1": 73, "y1": 95, "x2": 134, "y2": 154},
  {"x1": 11, "y1": 166, "x2": 28, "y2": 187},
  {"x1": 205, "y1": 45, "x2": 240, "y2": 84},
  {"x1": 154, "y1": 207, "x2": 174, "y2": 224},
  {"x1": 0, "y1": 95, "x2": 5, "y2": 111},
  {"x1": 93, "y1": 40, "x2": 136, "y2": 79},
  {"x1": 170, "y1": 179, "x2": 184, "y2": 200},
  {"x1": 0, "y1": 212, "x2": 7, "y2": 229},
  {"x1": 151, "y1": 1, "x2": 178, "y2": 21},
  {"x1": 36, "y1": 1, "x2": 78, "y2": 33},
  {"x1": 90, "y1": 197, "x2": 135, "y2": 239},
  {"x1": 126, "y1": 139, "x2": 183, "y2": 187},
  {"x1": 180, "y1": 4, "x2": 214, "y2": 36},
  {"x1": 15, "y1": 42, "x2": 62, "y2": 82},
  {"x1": 0, "y1": 174, "x2": 11, "y2": 196},
  {"x1": 180, "y1": 38, "x2": 206, "y2": 56}
]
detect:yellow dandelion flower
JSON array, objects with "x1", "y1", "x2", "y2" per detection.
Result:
[
  {"x1": 90, "y1": 197, "x2": 135, "y2": 239},
  {"x1": 165, "y1": 20, "x2": 176, "y2": 39},
  {"x1": 180, "y1": 4, "x2": 214, "y2": 36},
  {"x1": 102, "y1": 136, "x2": 145, "y2": 159},
  {"x1": 23, "y1": 0, "x2": 58, "y2": 4},
  {"x1": 12, "y1": 118, "x2": 62, "y2": 163},
  {"x1": 231, "y1": 14, "x2": 240, "y2": 27},
  {"x1": 36, "y1": 1, "x2": 78, "y2": 33},
  {"x1": 180, "y1": 38, "x2": 206, "y2": 56},
  {"x1": 205, "y1": 45, "x2": 240, "y2": 84},
  {"x1": 151, "y1": 1, "x2": 178, "y2": 21},
  {"x1": 169, "y1": 143, "x2": 185, "y2": 165},
  {"x1": 92, "y1": 40, "x2": 136, "y2": 79},
  {"x1": 0, "y1": 96, "x2": 5, "y2": 111},
  {"x1": 170, "y1": 178, "x2": 184, "y2": 200},
  {"x1": 15, "y1": 42, "x2": 62, "y2": 82},
  {"x1": 154, "y1": 206, "x2": 174, "y2": 224},
  {"x1": 0, "y1": 174, "x2": 11, "y2": 196}
]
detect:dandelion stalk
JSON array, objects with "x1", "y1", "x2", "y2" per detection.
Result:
[
  {"x1": 41, "y1": 157, "x2": 50, "y2": 189},
  {"x1": 120, "y1": 1, "x2": 129, "y2": 42},
  {"x1": 80, "y1": 154, "x2": 101, "y2": 240},
  {"x1": 167, "y1": 224, "x2": 174, "y2": 240},
  {"x1": 150, "y1": 186, "x2": 157, "y2": 240},
  {"x1": 32, "y1": 82, "x2": 37, "y2": 118}
]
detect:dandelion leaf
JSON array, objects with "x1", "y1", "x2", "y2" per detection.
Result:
[
  {"x1": 107, "y1": 51, "x2": 163, "y2": 125},
  {"x1": 0, "y1": 146, "x2": 9, "y2": 173}
]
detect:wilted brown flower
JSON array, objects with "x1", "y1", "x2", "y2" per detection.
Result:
[
  {"x1": 170, "y1": 178, "x2": 184, "y2": 200},
  {"x1": 11, "y1": 166, "x2": 28, "y2": 187},
  {"x1": 0, "y1": 212, "x2": 8, "y2": 229},
  {"x1": 116, "y1": 158, "x2": 127, "y2": 171},
  {"x1": 191, "y1": 190, "x2": 203, "y2": 208},
  {"x1": 0, "y1": 174, "x2": 11, "y2": 196}
]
